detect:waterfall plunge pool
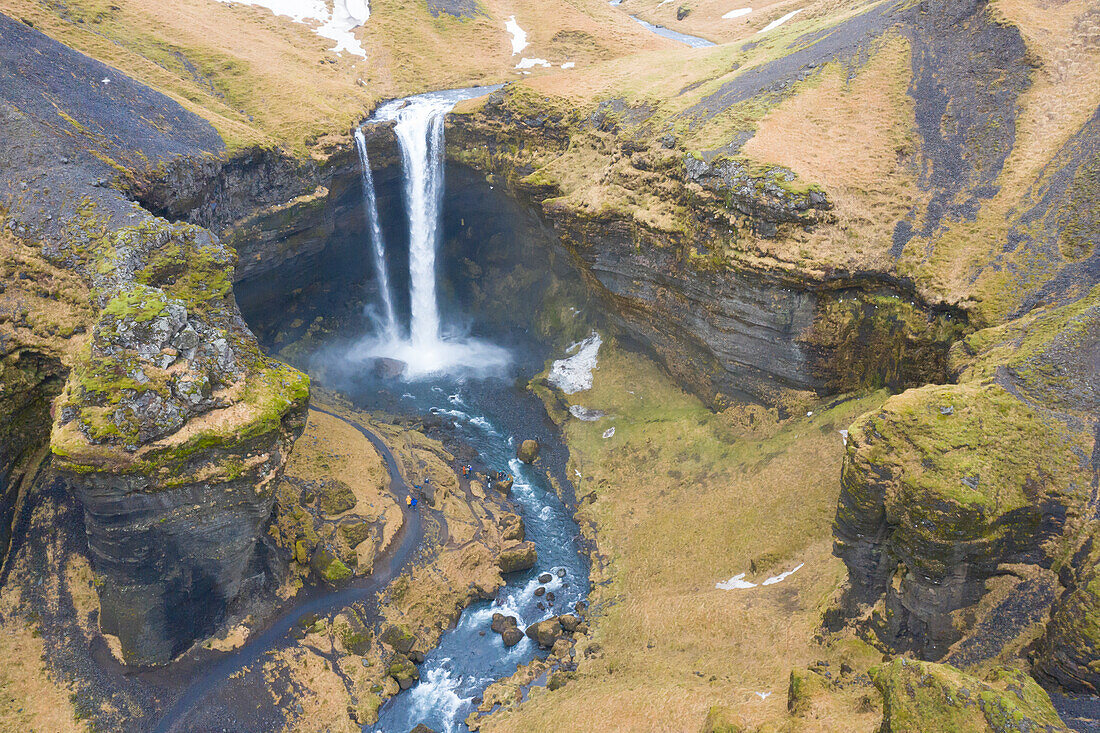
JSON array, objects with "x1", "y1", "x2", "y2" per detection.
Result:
[{"x1": 235, "y1": 88, "x2": 597, "y2": 733}]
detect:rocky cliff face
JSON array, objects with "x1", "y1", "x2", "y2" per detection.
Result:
[
  {"x1": 833, "y1": 287, "x2": 1099, "y2": 662},
  {"x1": 448, "y1": 98, "x2": 964, "y2": 410},
  {"x1": 0, "y1": 15, "x2": 309, "y2": 664}
]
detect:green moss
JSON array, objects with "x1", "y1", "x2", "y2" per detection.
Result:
[
  {"x1": 873, "y1": 659, "x2": 1069, "y2": 733},
  {"x1": 322, "y1": 557, "x2": 352, "y2": 583},
  {"x1": 101, "y1": 284, "x2": 169, "y2": 323}
]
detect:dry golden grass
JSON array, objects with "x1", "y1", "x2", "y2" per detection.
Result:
[
  {"x1": 284, "y1": 408, "x2": 394, "y2": 522},
  {"x1": 484, "y1": 343, "x2": 889, "y2": 732},
  {"x1": 1, "y1": 0, "x2": 660, "y2": 153},
  {"x1": 0, "y1": 615, "x2": 86, "y2": 732},
  {"x1": 742, "y1": 33, "x2": 922, "y2": 273}
]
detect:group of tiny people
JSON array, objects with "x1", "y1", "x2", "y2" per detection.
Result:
[{"x1": 405, "y1": 465, "x2": 511, "y2": 509}]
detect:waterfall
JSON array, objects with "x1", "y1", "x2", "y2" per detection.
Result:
[
  {"x1": 352, "y1": 86, "x2": 511, "y2": 379},
  {"x1": 384, "y1": 97, "x2": 453, "y2": 347},
  {"x1": 353, "y1": 127, "x2": 398, "y2": 338}
]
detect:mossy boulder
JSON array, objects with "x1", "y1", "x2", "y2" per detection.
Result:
[
  {"x1": 387, "y1": 653, "x2": 419, "y2": 690},
  {"x1": 788, "y1": 667, "x2": 829, "y2": 716},
  {"x1": 516, "y1": 439, "x2": 540, "y2": 464},
  {"x1": 872, "y1": 659, "x2": 1069, "y2": 733},
  {"x1": 316, "y1": 478, "x2": 356, "y2": 515},
  {"x1": 380, "y1": 623, "x2": 417, "y2": 654},
  {"x1": 340, "y1": 520, "x2": 375, "y2": 548},
  {"x1": 700, "y1": 705, "x2": 746, "y2": 733},
  {"x1": 310, "y1": 547, "x2": 352, "y2": 585},
  {"x1": 498, "y1": 541, "x2": 538, "y2": 573},
  {"x1": 354, "y1": 693, "x2": 382, "y2": 725}
]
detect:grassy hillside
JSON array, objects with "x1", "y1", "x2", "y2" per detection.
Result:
[{"x1": 2, "y1": 0, "x2": 664, "y2": 154}]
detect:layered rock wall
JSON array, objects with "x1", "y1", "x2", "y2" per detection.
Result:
[{"x1": 0, "y1": 15, "x2": 309, "y2": 664}]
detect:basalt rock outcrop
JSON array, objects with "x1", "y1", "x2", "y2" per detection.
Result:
[
  {"x1": 448, "y1": 98, "x2": 965, "y2": 410},
  {"x1": 873, "y1": 659, "x2": 1070, "y2": 733},
  {"x1": 833, "y1": 287, "x2": 1100, "y2": 662},
  {"x1": 0, "y1": 15, "x2": 309, "y2": 664}
]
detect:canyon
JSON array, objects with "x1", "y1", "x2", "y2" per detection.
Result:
[{"x1": 0, "y1": 0, "x2": 1096, "y2": 730}]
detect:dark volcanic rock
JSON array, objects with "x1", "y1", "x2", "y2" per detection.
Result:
[{"x1": 0, "y1": 15, "x2": 309, "y2": 665}]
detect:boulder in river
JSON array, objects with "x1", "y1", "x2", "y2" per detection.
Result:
[
  {"x1": 388, "y1": 653, "x2": 419, "y2": 690},
  {"x1": 490, "y1": 613, "x2": 524, "y2": 647},
  {"x1": 410, "y1": 725, "x2": 438, "y2": 733},
  {"x1": 525, "y1": 618, "x2": 562, "y2": 648},
  {"x1": 558, "y1": 613, "x2": 579, "y2": 632},
  {"x1": 539, "y1": 573, "x2": 553, "y2": 583},
  {"x1": 501, "y1": 626, "x2": 525, "y2": 647},
  {"x1": 516, "y1": 438, "x2": 540, "y2": 464},
  {"x1": 498, "y1": 541, "x2": 537, "y2": 573},
  {"x1": 372, "y1": 357, "x2": 406, "y2": 379}
]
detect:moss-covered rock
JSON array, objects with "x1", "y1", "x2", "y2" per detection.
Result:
[
  {"x1": 387, "y1": 653, "x2": 419, "y2": 690},
  {"x1": 700, "y1": 705, "x2": 746, "y2": 733},
  {"x1": 872, "y1": 659, "x2": 1070, "y2": 733},
  {"x1": 788, "y1": 667, "x2": 829, "y2": 717},
  {"x1": 516, "y1": 438, "x2": 540, "y2": 464},
  {"x1": 379, "y1": 623, "x2": 417, "y2": 654},
  {"x1": 315, "y1": 478, "x2": 356, "y2": 515},
  {"x1": 834, "y1": 381, "x2": 1092, "y2": 656}
]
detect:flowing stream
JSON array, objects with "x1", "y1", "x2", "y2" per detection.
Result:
[{"x1": 340, "y1": 86, "x2": 589, "y2": 732}]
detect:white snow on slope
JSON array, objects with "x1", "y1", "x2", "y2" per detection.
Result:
[
  {"x1": 716, "y1": 563, "x2": 805, "y2": 589},
  {"x1": 548, "y1": 332, "x2": 602, "y2": 393},
  {"x1": 505, "y1": 16, "x2": 528, "y2": 54},
  {"x1": 762, "y1": 563, "x2": 804, "y2": 585},
  {"x1": 716, "y1": 573, "x2": 757, "y2": 590},
  {"x1": 561, "y1": 61, "x2": 576, "y2": 69},
  {"x1": 515, "y1": 57, "x2": 551, "y2": 69},
  {"x1": 757, "y1": 8, "x2": 801, "y2": 33},
  {"x1": 213, "y1": 0, "x2": 369, "y2": 57},
  {"x1": 722, "y1": 7, "x2": 751, "y2": 18}
]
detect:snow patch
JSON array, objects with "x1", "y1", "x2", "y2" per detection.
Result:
[
  {"x1": 716, "y1": 573, "x2": 757, "y2": 590},
  {"x1": 568, "y1": 405, "x2": 606, "y2": 422},
  {"x1": 213, "y1": 0, "x2": 369, "y2": 57},
  {"x1": 757, "y1": 8, "x2": 801, "y2": 33},
  {"x1": 515, "y1": 57, "x2": 551, "y2": 69},
  {"x1": 717, "y1": 563, "x2": 804, "y2": 590},
  {"x1": 548, "y1": 332, "x2": 602, "y2": 394},
  {"x1": 561, "y1": 61, "x2": 576, "y2": 69},
  {"x1": 762, "y1": 563, "x2": 804, "y2": 585},
  {"x1": 839, "y1": 429, "x2": 849, "y2": 445},
  {"x1": 722, "y1": 7, "x2": 751, "y2": 18},
  {"x1": 602, "y1": 427, "x2": 616, "y2": 439},
  {"x1": 505, "y1": 16, "x2": 528, "y2": 54}
]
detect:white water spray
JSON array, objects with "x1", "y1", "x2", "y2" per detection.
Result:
[
  {"x1": 353, "y1": 127, "x2": 397, "y2": 337},
  {"x1": 382, "y1": 98, "x2": 449, "y2": 346},
  {"x1": 351, "y1": 87, "x2": 511, "y2": 379}
]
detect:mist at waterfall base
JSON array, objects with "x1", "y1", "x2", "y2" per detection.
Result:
[
  {"x1": 290, "y1": 88, "x2": 588, "y2": 733},
  {"x1": 350, "y1": 86, "x2": 511, "y2": 381}
]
